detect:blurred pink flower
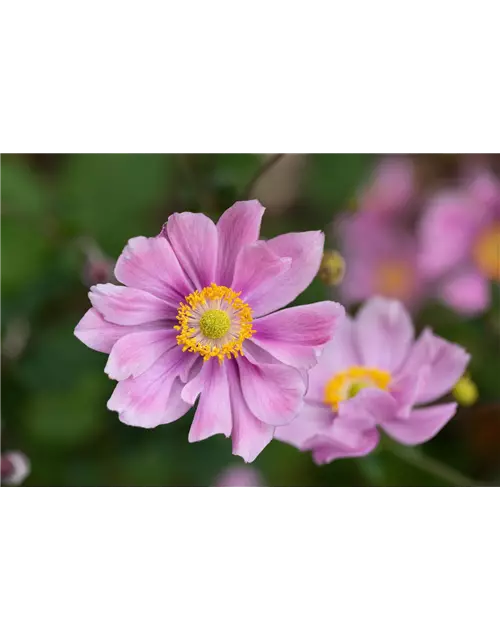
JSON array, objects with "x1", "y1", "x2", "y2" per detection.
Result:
[
  {"x1": 358, "y1": 156, "x2": 416, "y2": 223},
  {"x1": 1, "y1": 451, "x2": 31, "y2": 486},
  {"x1": 215, "y1": 465, "x2": 263, "y2": 486},
  {"x1": 275, "y1": 297, "x2": 469, "y2": 464},
  {"x1": 75, "y1": 200, "x2": 344, "y2": 462},
  {"x1": 418, "y1": 169, "x2": 500, "y2": 314},
  {"x1": 336, "y1": 214, "x2": 425, "y2": 309}
]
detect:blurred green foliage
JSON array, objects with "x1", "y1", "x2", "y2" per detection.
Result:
[{"x1": 1, "y1": 154, "x2": 499, "y2": 486}]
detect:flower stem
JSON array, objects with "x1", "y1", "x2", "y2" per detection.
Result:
[{"x1": 384, "y1": 439, "x2": 480, "y2": 487}]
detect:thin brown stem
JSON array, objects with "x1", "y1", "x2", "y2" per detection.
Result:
[{"x1": 241, "y1": 154, "x2": 285, "y2": 200}]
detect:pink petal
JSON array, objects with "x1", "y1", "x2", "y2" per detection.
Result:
[
  {"x1": 181, "y1": 359, "x2": 232, "y2": 442},
  {"x1": 390, "y1": 367, "x2": 430, "y2": 418},
  {"x1": 75, "y1": 308, "x2": 139, "y2": 354},
  {"x1": 216, "y1": 200, "x2": 265, "y2": 286},
  {"x1": 104, "y1": 329, "x2": 178, "y2": 381},
  {"x1": 305, "y1": 428, "x2": 380, "y2": 465},
  {"x1": 439, "y1": 270, "x2": 490, "y2": 315},
  {"x1": 418, "y1": 192, "x2": 487, "y2": 278},
  {"x1": 306, "y1": 315, "x2": 360, "y2": 402},
  {"x1": 360, "y1": 156, "x2": 415, "y2": 220},
  {"x1": 250, "y1": 231, "x2": 324, "y2": 316},
  {"x1": 251, "y1": 301, "x2": 345, "y2": 369},
  {"x1": 274, "y1": 401, "x2": 334, "y2": 449},
  {"x1": 354, "y1": 297, "x2": 414, "y2": 372},
  {"x1": 227, "y1": 361, "x2": 275, "y2": 463},
  {"x1": 339, "y1": 387, "x2": 398, "y2": 425},
  {"x1": 163, "y1": 212, "x2": 218, "y2": 290},
  {"x1": 114, "y1": 236, "x2": 192, "y2": 306},
  {"x1": 237, "y1": 357, "x2": 306, "y2": 426},
  {"x1": 107, "y1": 349, "x2": 196, "y2": 428},
  {"x1": 381, "y1": 403, "x2": 457, "y2": 445},
  {"x1": 1, "y1": 451, "x2": 31, "y2": 486},
  {"x1": 399, "y1": 328, "x2": 469, "y2": 404},
  {"x1": 89, "y1": 284, "x2": 173, "y2": 325},
  {"x1": 215, "y1": 466, "x2": 263, "y2": 487},
  {"x1": 231, "y1": 241, "x2": 291, "y2": 313}
]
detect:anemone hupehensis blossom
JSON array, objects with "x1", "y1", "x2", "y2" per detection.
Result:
[
  {"x1": 74, "y1": 200, "x2": 344, "y2": 462},
  {"x1": 275, "y1": 297, "x2": 470, "y2": 464},
  {"x1": 418, "y1": 168, "x2": 500, "y2": 314}
]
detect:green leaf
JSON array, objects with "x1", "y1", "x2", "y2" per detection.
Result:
[
  {"x1": 1, "y1": 217, "x2": 50, "y2": 295},
  {"x1": 23, "y1": 373, "x2": 108, "y2": 448},
  {"x1": 305, "y1": 154, "x2": 375, "y2": 214},
  {"x1": 57, "y1": 154, "x2": 173, "y2": 254},
  {"x1": 1, "y1": 156, "x2": 51, "y2": 220}
]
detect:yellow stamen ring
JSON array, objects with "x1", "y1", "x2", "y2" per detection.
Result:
[{"x1": 324, "y1": 366, "x2": 392, "y2": 411}]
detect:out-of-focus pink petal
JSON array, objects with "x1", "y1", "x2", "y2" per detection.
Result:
[
  {"x1": 306, "y1": 428, "x2": 380, "y2": 465},
  {"x1": 250, "y1": 231, "x2": 324, "y2": 316},
  {"x1": 354, "y1": 297, "x2": 414, "y2": 372},
  {"x1": 439, "y1": 270, "x2": 490, "y2": 315},
  {"x1": 104, "y1": 329, "x2": 177, "y2": 381},
  {"x1": 74, "y1": 308, "x2": 168, "y2": 354},
  {"x1": 114, "y1": 236, "x2": 192, "y2": 306},
  {"x1": 390, "y1": 367, "x2": 430, "y2": 418},
  {"x1": 163, "y1": 212, "x2": 218, "y2": 289},
  {"x1": 381, "y1": 403, "x2": 457, "y2": 445},
  {"x1": 465, "y1": 168, "x2": 500, "y2": 211},
  {"x1": 339, "y1": 387, "x2": 398, "y2": 425},
  {"x1": 216, "y1": 200, "x2": 265, "y2": 286},
  {"x1": 1, "y1": 451, "x2": 31, "y2": 486},
  {"x1": 307, "y1": 315, "x2": 360, "y2": 402},
  {"x1": 227, "y1": 361, "x2": 275, "y2": 463},
  {"x1": 181, "y1": 359, "x2": 232, "y2": 442},
  {"x1": 251, "y1": 301, "x2": 345, "y2": 369},
  {"x1": 399, "y1": 328, "x2": 470, "y2": 404},
  {"x1": 215, "y1": 466, "x2": 263, "y2": 487},
  {"x1": 89, "y1": 284, "x2": 174, "y2": 325},
  {"x1": 274, "y1": 401, "x2": 334, "y2": 449},
  {"x1": 237, "y1": 357, "x2": 306, "y2": 426},
  {"x1": 418, "y1": 192, "x2": 487, "y2": 278},
  {"x1": 107, "y1": 350, "x2": 197, "y2": 428},
  {"x1": 231, "y1": 241, "x2": 291, "y2": 312},
  {"x1": 360, "y1": 156, "x2": 415, "y2": 220}
]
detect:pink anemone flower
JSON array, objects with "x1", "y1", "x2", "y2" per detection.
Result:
[
  {"x1": 418, "y1": 169, "x2": 500, "y2": 314},
  {"x1": 275, "y1": 297, "x2": 469, "y2": 464},
  {"x1": 336, "y1": 214, "x2": 425, "y2": 309},
  {"x1": 1, "y1": 451, "x2": 31, "y2": 486},
  {"x1": 215, "y1": 465, "x2": 263, "y2": 487},
  {"x1": 74, "y1": 200, "x2": 344, "y2": 462}
]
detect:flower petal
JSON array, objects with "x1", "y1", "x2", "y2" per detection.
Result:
[
  {"x1": 251, "y1": 231, "x2": 324, "y2": 316},
  {"x1": 306, "y1": 315, "x2": 360, "y2": 402},
  {"x1": 354, "y1": 297, "x2": 414, "y2": 372},
  {"x1": 114, "y1": 236, "x2": 192, "y2": 306},
  {"x1": 227, "y1": 361, "x2": 275, "y2": 463},
  {"x1": 216, "y1": 200, "x2": 265, "y2": 286},
  {"x1": 74, "y1": 308, "x2": 151, "y2": 354},
  {"x1": 237, "y1": 356, "x2": 306, "y2": 426},
  {"x1": 107, "y1": 349, "x2": 196, "y2": 428},
  {"x1": 418, "y1": 192, "x2": 487, "y2": 278},
  {"x1": 381, "y1": 403, "x2": 457, "y2": 445},
  {"x1": 305, "y1": 428, "x2": 380, "y2": 465},
  {"x1": 339, "y1": 387, "x2": 399, "y2": 425},
  {"x1": 439, "y1": 270, "x2": 490, "y2": 315},
  {"x1": 251, "y1": 301, "x2": 345, "y2": 369},
  {"x1": 181, "y1": 359, "x2": 232, "y2": 442},
  {"x1": 89, "y1": 284, "x2": 173, "y2": 325},
  {"x1": 105, "y1": 329, "x2": 178, "y2": 381},
  {"x1": 274, "y1": 401, "x2": 334, "y2": 449},
  {"x1": 163, "y1": 212, "x2": 218, "y2": 289},
  {"x1": 399, "y1": 328, "x2": 470, "y2": 404},
  {"x1": 231, "y1": 241, "x2": 291, "y2": 312}
]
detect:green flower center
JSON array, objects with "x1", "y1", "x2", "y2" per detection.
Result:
[{"x1": 199, "y1": 309, "x2": 231, "y2": 340}]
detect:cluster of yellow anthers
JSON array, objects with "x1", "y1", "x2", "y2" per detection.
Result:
[
  {"x1": 175, "y1": 283, "x2": 255, "y2": 362},
  {"x1": 324, "y1": 366, "x2": 392, "y2": 412}
]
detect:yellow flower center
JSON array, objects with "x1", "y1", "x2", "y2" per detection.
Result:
[
  {"x1": 472, "y1": 223, "x2": 500, "y2": 281},
  {"x1": 374, "y1": 260, "x2": 414, "y2": 299},
  {"x1": 175, "y1": 283, "x2": 255, "y2": 362},
  {"x1": 199, "y1": 309, "x2": 231, "y2": 339},
  {"x1": 324, "y1": 366, "x2": 392, "y2": 411}
]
